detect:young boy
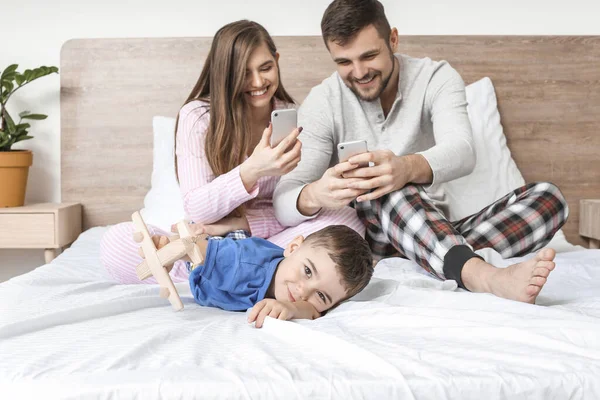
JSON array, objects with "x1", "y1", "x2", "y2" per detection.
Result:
[{"x1": 151, "y1": 225, "x2": 373, "y2": 328}]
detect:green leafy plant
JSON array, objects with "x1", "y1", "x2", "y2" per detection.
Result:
[{"x1": 0, "y1": 64, "x2": 59, "y2": 151}]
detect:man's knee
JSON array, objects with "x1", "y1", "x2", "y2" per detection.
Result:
[
  {"x1": 531, "y1": 181, "x2": 570, "y2": 219},
  {"x1": 546, "y1": 182, "x2": 568, "y2": 207}
]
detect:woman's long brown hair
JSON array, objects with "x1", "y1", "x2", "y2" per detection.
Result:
[{"x1": 174, "y1": 20, "x2": 294, "y2": 217}]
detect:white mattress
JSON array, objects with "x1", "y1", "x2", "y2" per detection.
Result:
[{"x1": 1, "y1": 227, "x2": 599, "y2": 400}]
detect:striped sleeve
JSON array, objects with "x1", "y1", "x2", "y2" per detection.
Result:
[
  {"x1": 245, "y1": 207, "x2": 286, "y2": 239},
  {"x1": 176, "y1": 102, "x2": 259, "y2": 224}
]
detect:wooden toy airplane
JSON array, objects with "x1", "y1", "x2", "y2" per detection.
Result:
[{"x1": 131, "y1": 211, "x2": 207, "y2": 311}]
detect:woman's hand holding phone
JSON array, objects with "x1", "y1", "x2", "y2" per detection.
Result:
[{"x1": 240, "y1": 123, "x2": 302, "y2": 191}]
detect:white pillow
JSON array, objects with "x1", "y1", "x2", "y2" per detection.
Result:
[
  {"x1": 444, "y1": 77, "x2": 574, "y2": 252},
  {"x1": 140, "y1": 116, "x2": 185, "y2": 233},
  {"x1": 444, "y1": 77, "x2": 525, "y2": 221}
]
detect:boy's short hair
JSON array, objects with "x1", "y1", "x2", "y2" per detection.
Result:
[
  {"x1": 304, "y1": 225, "x2": 374, "y2": 300},
  {"x1": 321, "y1": 0, "x2": 391, "y2": 48}
]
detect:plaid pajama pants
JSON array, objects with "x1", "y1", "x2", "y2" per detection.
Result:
[{"x1": 353, "y1": 182, "x2": 569, "y2": 288}]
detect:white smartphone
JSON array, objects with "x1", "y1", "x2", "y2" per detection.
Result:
[
  {"x1": 337, "y1": 140, "x2": 369, "y2": 167},
  {"x1": 270, "y1": 108, "x2": 297, "y2": 147}
]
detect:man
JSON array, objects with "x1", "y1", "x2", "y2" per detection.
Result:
[{"x1": 273, "y1": 0, "x2": 569, "y2": 304}]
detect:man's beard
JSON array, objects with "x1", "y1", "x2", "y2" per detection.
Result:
[{"x1": 349, "y1": 56, "x2": 396, "y2": 102}]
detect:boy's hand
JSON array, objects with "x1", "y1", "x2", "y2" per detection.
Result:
[
  {"x1": 248, "y1": 299, "x2": 299, "y2": 328},
  {"x1": 248, "y1": 299, "x2": 321, "y2": 328}
]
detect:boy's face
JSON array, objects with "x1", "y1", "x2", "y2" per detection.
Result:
[
  {"x1": 327, "y1": 24, "x2": 398, "y2": 102},
  {"x1": 271, "y1": 236, "x2": 348, "y2": 313}
]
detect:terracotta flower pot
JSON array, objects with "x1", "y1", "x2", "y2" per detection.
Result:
[{"x1": 0, "y1": 150, "x2": 33, "y2": 207}]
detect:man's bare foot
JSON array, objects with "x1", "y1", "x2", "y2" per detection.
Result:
[{"x1": 461, "y1": 248, "x2": 556, "y2": 304}]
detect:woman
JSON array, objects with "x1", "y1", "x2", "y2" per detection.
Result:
[{"x1": 101, "y1": 20, "x2": 364, "y2": 284}]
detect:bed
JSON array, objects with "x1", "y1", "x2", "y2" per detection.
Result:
[{"x1": 1, "y1": 36, "x2": 600, "y2": 399}]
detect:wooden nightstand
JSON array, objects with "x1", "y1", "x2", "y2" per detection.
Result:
[
  {"x1": 0, "y1": 202, "x2": 82, "y2": 263},
  {"x1": 580, "y1": 199, "x2": 600, "y2": 249}
]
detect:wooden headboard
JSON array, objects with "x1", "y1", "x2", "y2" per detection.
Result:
[{"x1": 61, "y1": 36, "x2": 600, "y2": 247}]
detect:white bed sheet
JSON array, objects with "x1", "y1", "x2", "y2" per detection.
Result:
[{"x1": 1, "y1": 227, "x2": 599, "y2": 400}]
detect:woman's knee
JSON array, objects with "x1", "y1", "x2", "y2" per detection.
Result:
[
  {"x1": 100, "y1": 223, "x2": 135, "y2": 264},
  {"x1": 101, "y1": 222, "x2": 134, "y2": 248}
]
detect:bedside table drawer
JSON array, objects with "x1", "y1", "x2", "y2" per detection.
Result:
[
  {"x1": 0, "y1": 214, "x2": 55, "y2": 247},
  {"x1": 580, "y1": 199, "x2": 600, "y2": 249}
]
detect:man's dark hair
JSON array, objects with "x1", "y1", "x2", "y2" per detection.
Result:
[
  {"x1": 305, "y1": 225, "x2": 374, "y2": 300},
  {"x1": 321, "y1": 0, "x2": 392, "y2": 47}
]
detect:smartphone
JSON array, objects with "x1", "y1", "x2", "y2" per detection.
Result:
[
  {"x1": 337, "y1": 140, "x2": 369, "y2": 167},
  {"x1": 270, "y1": 108, "x2": 297, "y2": 147}
]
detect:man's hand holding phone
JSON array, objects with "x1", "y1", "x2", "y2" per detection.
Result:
[
  {"x1": 343, "y1": 150, "x2": 415, "y2": 202},
  {"x1": 298, "y1": 140, "x2": 370, "y2": 215},
  {"x1": 299, "y1": 161, "x2": 370, "y2": 215}
]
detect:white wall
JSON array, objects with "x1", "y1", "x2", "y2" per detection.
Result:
[{"x1": 1, "y1": 0, "x2": 599, "y2": 281}]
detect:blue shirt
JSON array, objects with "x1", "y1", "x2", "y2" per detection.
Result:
[{"x1": 188, "y1": 237, "x2": 284, "y2": 311}]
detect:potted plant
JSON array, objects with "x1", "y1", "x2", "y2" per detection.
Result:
[{"x1": 0, "y1": 64, "x2": 58, "y2": 207}]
